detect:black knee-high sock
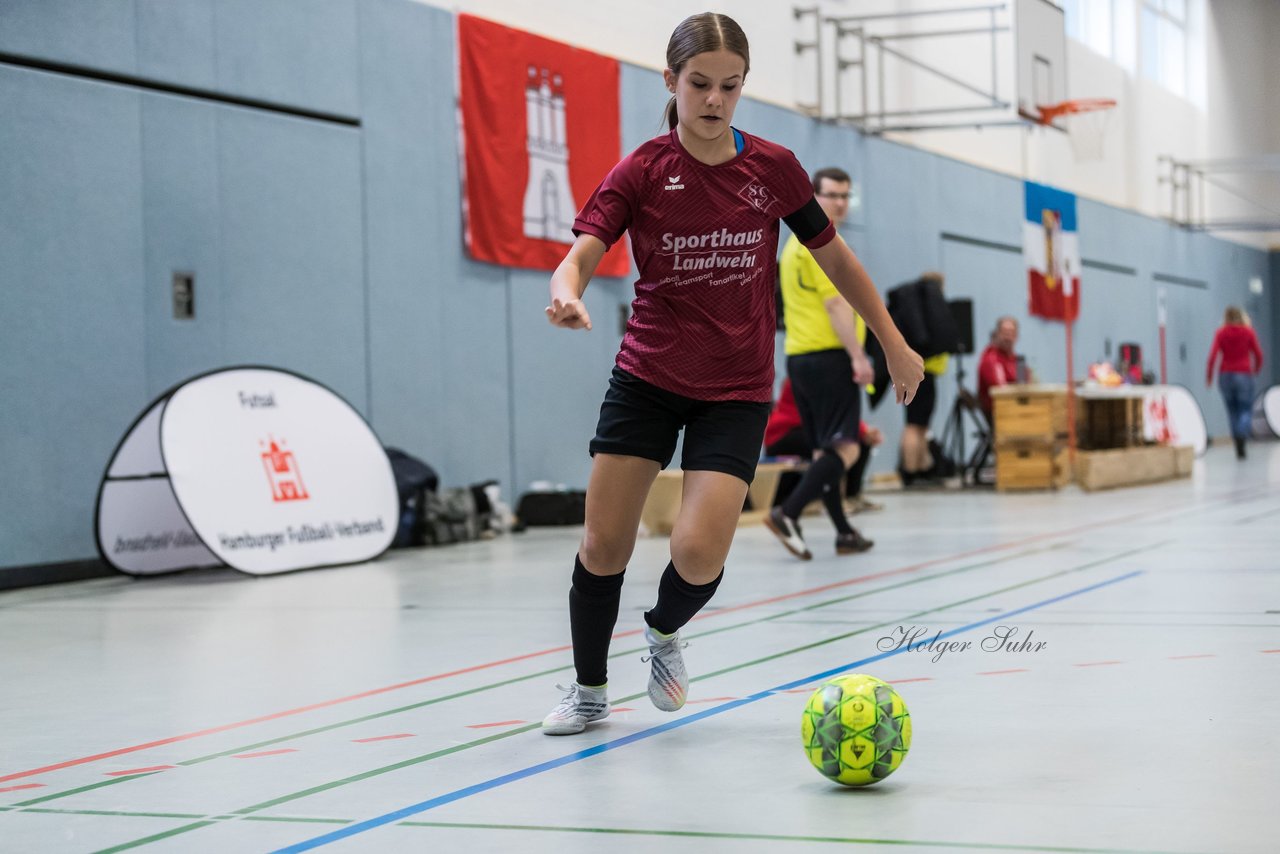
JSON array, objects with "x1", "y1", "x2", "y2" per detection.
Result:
[
  {"x1": 569, "y1": 555, "x2": 624, "y2": 687},
  {"x1": 782, "y1": 452, "x2": 846, "y2": 521},
  {"x1": 643, "y1": 561, "x2": 722, "y2": 636},
  {"x1": 820, "y1": 473, "x2": 855, "y2": 536},
  {"x1": 846, "y1": 440, "x2": 871, "y2": 497}
]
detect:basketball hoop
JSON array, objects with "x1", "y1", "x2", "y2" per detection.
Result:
[{"x1": 1036, "y1": 98, "x2": 1117, "y2": 162}]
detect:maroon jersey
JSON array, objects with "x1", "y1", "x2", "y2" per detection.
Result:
[{"x1": 573, "y1": 129, "x2": 835, "y2": 402}]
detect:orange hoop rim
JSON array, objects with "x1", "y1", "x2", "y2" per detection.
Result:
[{"x1": 1036, "y1": 98, "x2": 1117, "y2": 124}]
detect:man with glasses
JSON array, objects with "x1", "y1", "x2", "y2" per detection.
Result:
[{"x1": 766, "y1": 167, "x2": 876, "y2": 559}]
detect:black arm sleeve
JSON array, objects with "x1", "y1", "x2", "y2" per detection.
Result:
[{"x1": 781, "y1": 197, "x2": 830, "y2": 244}]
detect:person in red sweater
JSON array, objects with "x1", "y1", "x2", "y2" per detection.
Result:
[
  {"x1": 977, "y1": 316, "x2": 1021, "y2": 421},
  {"x1": 1206, "y1": 306, "x2": 1264, "y2": 459}
]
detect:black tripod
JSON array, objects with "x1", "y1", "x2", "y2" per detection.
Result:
[{"x1": 938, "y1": 353, "x2": 992, "y2": 486}]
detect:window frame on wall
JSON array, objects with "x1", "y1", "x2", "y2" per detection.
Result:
[
  {"x1": 1063, "y1": 0, "x2": 1117, "y2": 60},
  {"x1": 1140, "y1": 0, "x2": 1189, "y2": 97}
]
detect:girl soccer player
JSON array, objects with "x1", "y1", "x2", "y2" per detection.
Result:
[{"x1": 542, "y1": 12, "x2": 923, "y2": 734}]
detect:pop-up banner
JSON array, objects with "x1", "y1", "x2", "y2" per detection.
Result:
[
  {"x1": 1252, "y1": 385, "x2": 1280, "y2": 439},
  {"x1": 96, "y1": 367, "x2": 398, "y2": 576},
  {"x1": 1142, "y1": 384, "x2": 1208, "y2": 456}
]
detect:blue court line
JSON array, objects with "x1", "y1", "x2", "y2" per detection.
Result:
[{"x1": 273, "y1": 569, "x2": 1143, "y2": 853}]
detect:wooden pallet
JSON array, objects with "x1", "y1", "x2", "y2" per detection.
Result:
[
  {"x1": 1074, "y1": 445, "x2": 1182, "y2": 491},
  {"x1": 639, "y1": 460, "x2": 804, "y2": 535},
  {"x1": 992, "y1": 385, "x2": 1068, "y2": 442},
  {"x1": 995, "y1": 440, "x2": 1070, "y2": 491}
]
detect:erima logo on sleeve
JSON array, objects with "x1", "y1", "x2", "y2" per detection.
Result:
[{"x1": 664, "y1": 174, "x2": 685, "y2": 191}]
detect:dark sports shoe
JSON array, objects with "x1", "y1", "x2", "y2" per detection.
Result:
[
  {"x1": 835, "y1": 530, "x2": 874, "y2": 554},
  {"x1": 765, "y1": 507, "x2": 812, "y2": 560}
]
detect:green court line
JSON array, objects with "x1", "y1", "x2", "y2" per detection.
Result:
[
  {"x1": 13, "y1": 541, "x2": 1066, "y2": 810},
  {"x1": 13, "y1": 773, "x2": 167, "y2": 806},
  {"x1": 399, "y1": 820, "x2": 1210, "y2": 854},
  {"x1": 92, "y1": 821, "x2": 219, "y2": 854},
  {"x1": 23, "y1": 807, "x2": 206, "y2": 820},
  {"x1": 19, "y1": 805, "x2": 1206, "y2": 854},
  {"x1": 85, "y1": 540, "x2": 1157, "y2": 854}
]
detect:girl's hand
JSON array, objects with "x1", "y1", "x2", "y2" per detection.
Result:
[
  {"x1": 545, "y1": 297, "x2": 592, "y2": 331},
  {"x1": 886, "y1": 342, "x2": 925, "y2": 405}
]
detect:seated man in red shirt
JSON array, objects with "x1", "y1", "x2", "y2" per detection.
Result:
[{"x1": 977, "y1": 316, "x2": 1021, "y2": 423}]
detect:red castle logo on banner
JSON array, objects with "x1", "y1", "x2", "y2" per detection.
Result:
[{"x1": 260, "y1": 438, "x2": 309, "y2": 503}]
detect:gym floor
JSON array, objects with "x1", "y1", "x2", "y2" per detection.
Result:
[{"x1": 2, "y1": 444, "x2": 1277, "y2": 854}]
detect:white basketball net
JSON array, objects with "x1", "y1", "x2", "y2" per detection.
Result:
[{"x1": 1061, "y1": 106, "x2": 1115, "y2": 162}]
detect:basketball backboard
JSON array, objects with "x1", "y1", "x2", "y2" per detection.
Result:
[{"x1": 1015, "y1": 0, "x2": 1067, "y2": 123}]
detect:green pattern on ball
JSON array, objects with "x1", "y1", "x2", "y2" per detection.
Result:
[{"x1": 800, "y1": 674, "x2": 911, "y2": 786}]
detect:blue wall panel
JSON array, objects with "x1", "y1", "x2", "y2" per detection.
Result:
[
  {"x1": 0, "y1": 0, "x2": 358, "y2": 118},
  {"x1": 136, "y1": 0, "x2": 218, "y2": 90},
  {"x1": 357, "y1": 0, "x2": 452, "y2": 467},
  {"x1": 0, "y1": 68, "x2": 146, "y2": 566},
  {"x1": 141, "y1": 95, "x2": 224, "y2": 394},
  {"x1": 216, "y1": 109, "x2": 366, "y2": 410},
  {"x1": 213, "y1": 0, "x2": 359, "y2": 117},
  {"x1": 0, "y1": 0, "x2": 136, "y2": 73}
]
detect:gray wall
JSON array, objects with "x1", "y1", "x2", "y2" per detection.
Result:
[{"x1": 0, "y1": 0, "x2": 1273, "y2": 574}]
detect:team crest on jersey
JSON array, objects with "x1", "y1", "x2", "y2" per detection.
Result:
[{"x1": 738, "y1": 180, "x2": 774, "y2": 211}]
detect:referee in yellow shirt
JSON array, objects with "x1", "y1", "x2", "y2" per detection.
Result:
[{"x1": 765, "y1": 167, "x2": 874, "y2": 559}]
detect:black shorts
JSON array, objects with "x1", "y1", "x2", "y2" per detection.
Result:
[
  {"x1": 590, "y1": 368, "x2": 771, "y2": 484},
  {"x1": 787, "y1": 349, "x2": 861, "y2": 451},
  {"x1": 905, "y1": 373, "x2": 937, "y2": 427}
]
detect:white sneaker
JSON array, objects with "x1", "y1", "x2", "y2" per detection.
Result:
[
  {"x1": 541, "y1": 683, "x2": 610, "y2": 735},
  {"x1": 642, "y1": 626, "x2": 689, "y2": 712}
]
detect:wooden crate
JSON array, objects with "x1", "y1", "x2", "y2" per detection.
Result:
[
  {"x1": 1075, "y1": 445, "x2": 1176, "y2": 491},
  {"x1": 992, "y1": 385, "x2": 1068, "y2": 441},
  {"x1": 995, "y1": 441, "x2": 1070, "y2": 491},
  {"x1": 639, "y1": 461, "x2": 802, "y2": 535},
  {"x1": 1172, "y1": 444, "x2": 1195, "y2": 476},
  {"x1": 1077, "y1": 395, "x2": 1144, "y2": 449}
]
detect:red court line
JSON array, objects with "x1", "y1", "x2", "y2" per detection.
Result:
[
  {"x1": 888, "y1": 677, "x2": 934, "y2": 684},
  {"x1": 0, "y1": 499, "x2": 1191, "y2": 785},
  {"x1": 611, "y1": 707, "x2": 636, "y2": 712},
  {"x1": 0, "y1": 783, "x2": 44, "y2": 794},
  {"x1": 351, "y1": 734, "x2": 415, "y2": 744},
  {"x1": 232, "y1": 749, "x2": 297, "y2": 759},
  {"x1": 684, "y1": 697, "x2": 739, "y2": 704},
  {"x1": 1168, "y1": 654, "x2": 1216, "y2": 660},
  {"x1": 978, "y1": 668, "x2": 1030, "y2": 676},
  {"x1": 1262, "y1": 649, "x2": 1280, "y2": 654},
  {"x1": 1073, "y1": 660, "x2": 1124, "y2": 667},
  {"x1": 464, "y1": 720, "x2": 528, "y2": 729},
  {"x1": 104, "y1": 765, "x2": 174, "y2": 777}
]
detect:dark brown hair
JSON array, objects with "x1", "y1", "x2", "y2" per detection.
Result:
[
  {"x1": 812, "y1": 167, "x2": 851, "y2": 193},
  {"x1": 664, "y1": 13, "x2": 751, "y2": 130}
]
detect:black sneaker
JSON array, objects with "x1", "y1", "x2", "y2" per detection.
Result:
[
  {"x1": 835, "y1": 530, "x2": 874, "y2": 555},
  {"x1": 765, "y1": 507, "x2": 812, "y2": 560}
]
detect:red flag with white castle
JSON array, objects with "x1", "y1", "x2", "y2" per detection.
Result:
[{"x1": 458, "y1": 14, "x2": 628, "y2": 276}]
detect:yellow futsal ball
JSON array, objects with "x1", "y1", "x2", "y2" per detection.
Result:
[{"x1": 800, "y1": 673, "x2": 911, "y2": 786}]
